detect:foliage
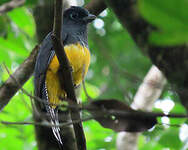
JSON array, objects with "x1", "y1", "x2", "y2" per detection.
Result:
[
  {"x1": 0, "y1": 6, "x2": 36, "y2": 150},
  {"x1": 0, "y1": 0, "x2": 188, "y2": 150},
  {"x1": 138, "y1": 0, "x2": 188, "y2": 46}
]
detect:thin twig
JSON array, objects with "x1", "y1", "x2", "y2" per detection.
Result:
[
  {"x1": 82, "y1": 80, "x2": 93, "y2": 101},
  {"x1": 0, "y1": 116, "x2": 93, "y2": 127},
  {"x1": 3, "y1": 64, "x2": 48, "y2": 105},
  {"x1": 82, "y1": 65, "x2": 92, "y2": 101},
  {"x1": 2, "y1": 66, "x2": 187, "y2": 121},
  {"x1": 2, "y1": 65, "x2": 32, "y2": 112},
  {"x1": 20, "y1": 91, "x2": 32, "y2": 112},
  {"x1": 51, "y1": 0, "x2": 86, "y2": 149},
  {"x1": 4, "y1": 65, "x2": 186, "y2": 123},
  {"x1": 1, "y1": 109, "x2": 188, "y2": 127}
]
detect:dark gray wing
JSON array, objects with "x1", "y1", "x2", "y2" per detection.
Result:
[
  {"x1": 34, "y1": 31, "x2": 67, "y2": 146},
  {"x1": 34, "y1": 31, "x2": 68, "y2": 98},
  {"x1": 34, "y1": 32, "x2": 53, "y2": 98}
]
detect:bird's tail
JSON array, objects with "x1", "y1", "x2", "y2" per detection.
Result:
[
  {"x1": 47, "y1": 105, "x2": 63, "y2": 146},
  {"x1": 42, "y1": 82, "x2": 63, "y2": 147}
]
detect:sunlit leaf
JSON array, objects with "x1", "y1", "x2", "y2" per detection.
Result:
[
  {"x1": 81, "y1": 82, "x2": 100, "y2": 101},
  {"x1": 170, "y1": 103, "x2": 187, "y2": 125},
  {"x1": 83, "y1": 120, "x2": 116, "y2": 150},
  {"x1": 150, "y1": 30, "x2": 188, "y2": 46},
  {"x1": 158, "y1": 128, "x2": 182, "y2": 149},
  {"x1": 8, "y1": 7, "x2": 36, "y2": 37},
  {"x1": 0, "y1": 36, "x2": 28, "y2": 57},
  {"x1": 0, "y1": 48, "x2": 11, "y2": 66},
  {"x1": 138, "y1": 0, "x2": 188, "y2": 45}
]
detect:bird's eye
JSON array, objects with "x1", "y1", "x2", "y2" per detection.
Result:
[{"x1": 70, "y1": 13, "x2": 79, "y2": 19}]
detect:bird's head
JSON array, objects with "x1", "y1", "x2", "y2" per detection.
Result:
[{"x1": 63, "y1": 6, "x2": 96, "y2": 26}]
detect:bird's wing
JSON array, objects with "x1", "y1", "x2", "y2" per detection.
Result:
[
  {"x1": 34, "y1": 31, "x2": 68, "y2": 96},
  {"x1": 34, "y1": 32, "x2": 68, "y2": 146},
  {"x1": 34, "y1": 33, "x2": 53, "y2": 98}
]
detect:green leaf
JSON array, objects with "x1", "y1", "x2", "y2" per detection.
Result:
[
  {"x1": 171, "y1": 103, "x2": 186, "y2": 114},
  {"x1": 140, "y1": 141, "x2": 163, "y2": 150},
  {"x1": 139, "y1": 131, "x2": 164, "y2": 150},
  {"x1": 0, "y1": 128, "x2": 23, "y2": 150},
  {"x1": 170, "y1": 103, "x2": 187, "y2": 125},
  {"x1": 0, "y1": 48, "x2": 11, "y2": 66},
  {"x1": 158, "y1": 128, "x2": 182, "y2": 149},
  {"x1": 83, "y1": 120, "x2": 116, "y2": 150},
  {"x1": 138, "y1": 0, "x2": 187, "y2": 30},
  {"x1": 138, "y1": 0, "x2": 188, "y2": 46},
  {"x1": 8, "y1": 7, "x2": 36, "y2": 37},
  {"x1": 81, "y1": 82, "x2": 100, "y2": 101},
  {"x1": 0, "y1": 36, "x2": 28, "y2": 57},
  {"x1": 0, "y1": 78, "x2": 35, "y2": 150},
  {"x1": 150, "y1": 30, "x2": 188, "y2": 46}
]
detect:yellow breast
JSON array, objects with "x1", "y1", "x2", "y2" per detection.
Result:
[{"x1": 45, "y1": 43, "x2": 90, "y2": 108}]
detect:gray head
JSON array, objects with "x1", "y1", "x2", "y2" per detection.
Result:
[
  {"x1": 63, "y1": 6, "x2": 96, "y2": 26},
  {"x1": 62, "y1": 6, "x2": 96, "y2": 46}
]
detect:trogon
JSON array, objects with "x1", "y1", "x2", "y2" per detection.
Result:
[{"x1": 34, "y1": 6, "x2": 96, "y2": 145}]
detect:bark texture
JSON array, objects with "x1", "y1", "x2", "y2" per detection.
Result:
[{"x1": 116, "y1": 66, "x2": 166, "y2": 150}]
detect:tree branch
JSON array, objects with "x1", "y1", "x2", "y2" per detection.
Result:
[
  {"x1": 0, "y1": 0, "x2": 25, "y2": 15},
  {"x1": 0, "y1": 45, "x2": 39, "y2": 111},
  {"x1": 105, "y1": 0, "x2": 188, "y2": 111},
  {"x1": 1, "y1": 104, "x2": 187, "y2": 127},
  {"x1": 51, "y1": 0, "x2": 86, "y2": 149},
  {"x1": 131, "y1": 65, "x2": 166, "y2": 111},
  {"x1": 85, "y1": 0, "x2": 188, "y2": 112},
  {"x1": 51, "y1": 1, "x2": 78, "y2": 150},
  {"x1": 116, "y1": 65, "x2": 166, "y2": 150}
]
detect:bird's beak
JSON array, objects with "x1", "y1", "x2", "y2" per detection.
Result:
[{"x1": 83, "y1": 14, "x2": 96, "y2": 23}]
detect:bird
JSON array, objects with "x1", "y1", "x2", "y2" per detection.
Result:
[{"x1": 34, "y1": 6, "x2": 96, "y2": 147}]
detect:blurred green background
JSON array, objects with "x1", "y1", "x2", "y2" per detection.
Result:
[{"x1": 0, "y1": 0, "x2": 188, "y2": 149}]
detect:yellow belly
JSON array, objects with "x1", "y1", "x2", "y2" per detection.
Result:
[{"x1": 45, "y1": 43, "x2": 90, "y2": 108}]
